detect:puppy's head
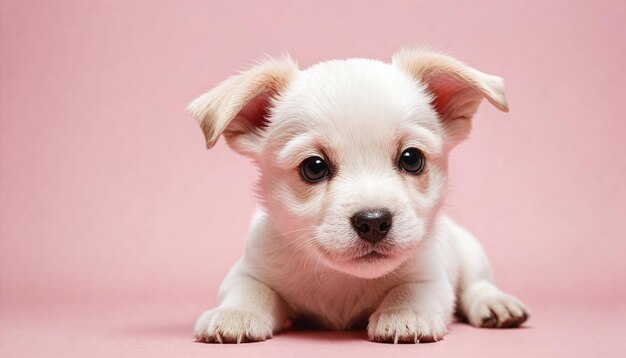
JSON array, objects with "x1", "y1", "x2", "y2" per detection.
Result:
[{"x1": 189, "y1": 49, "x2": 508, "y2": 279}]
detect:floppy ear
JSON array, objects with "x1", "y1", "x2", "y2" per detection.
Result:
[
  {"x1": 392, "y1": 48, "x2": 508, "y2": 146},
  {"x1": 188, "y1": 56, "x2": 298, "y2": 155}
]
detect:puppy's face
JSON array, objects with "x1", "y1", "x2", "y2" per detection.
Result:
[
  {"x1": 190, "y1": 49, "x2": 508, "y2": 279},
  {"x1": 258, "y1": 60, "x2": 446, "y2": 278}
]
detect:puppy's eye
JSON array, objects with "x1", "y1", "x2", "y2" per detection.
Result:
[
  {"x1": 399, "y1": 147, "x2": 425, "y2": 174},
  {"x1": 300, "y1": 156, "x2": 330, "y2": 182}
]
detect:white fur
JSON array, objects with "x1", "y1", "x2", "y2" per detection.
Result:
[{"x1": 189, "y1": 49, "x2": 529, "y2": 344}]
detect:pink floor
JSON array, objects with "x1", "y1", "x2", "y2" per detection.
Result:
[{"x1": 2, "y1": 298, "x2": 624, "y2": 357}]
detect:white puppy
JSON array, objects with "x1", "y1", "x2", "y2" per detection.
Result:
[{"x1": 189, "y1": 48, "x2": 529, "y2": 344}]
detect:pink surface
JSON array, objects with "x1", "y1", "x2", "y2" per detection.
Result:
[
  {"x1": 1, "y1": 300, "x2": 624, "y2": 358},
  {"x1": 1, "y1": 0, "x2": 625, "y2": 356}
]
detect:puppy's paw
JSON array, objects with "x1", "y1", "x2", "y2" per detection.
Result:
[
  {"x1": 194, "y1": 307, "x2": 273, "y2": 343},
  {"x1": 367, "y1": 308, "x2": 447, "y2": 344},
  {"x1": 467, "y1": 293, "x2": 530, "y2": 328}
]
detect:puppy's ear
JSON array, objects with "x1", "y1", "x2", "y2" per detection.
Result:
[
  {"x1": 393, "y1": 48, "x2": 508, "y2": 145},
  {"x1": 188, "y1": 56, "x2": 298, "y2": 155}
]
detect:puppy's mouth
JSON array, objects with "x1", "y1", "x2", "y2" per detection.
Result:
[
  {"x1": 320, "y1": 246, "x2": 394, "y2": 265},
  {"x1": 314, "y1": 238, "x2": 418, "y2": 278},
  {"x1": 345, "y1": 244, "x2": 399, "y2": 263},
  {"x1": 354, "y1": 251, "x2": 388, "y2": 262}
]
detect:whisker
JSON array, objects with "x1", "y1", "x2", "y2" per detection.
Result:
[
  {"x1": 285, "y1": 234, "x2": 318, "y2": 259},
  {"x1": 265, "y1": 227, "x2": 315, "y2": 241}
]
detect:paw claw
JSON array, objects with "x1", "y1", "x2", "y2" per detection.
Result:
[
  {"x1": 368, "y1": 309, "x2": 446, "y2": 344},
  {"x1": 194, "y1": 307, "x2": 273, "y2": 344}
]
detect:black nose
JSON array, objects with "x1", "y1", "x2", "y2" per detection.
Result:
[{"x1": 351, "y1": 209, "x2": 392, "y2": 244}]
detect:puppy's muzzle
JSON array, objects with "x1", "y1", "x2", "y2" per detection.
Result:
[{"x1": 351, "y1": 209, "x2": 392, "y2": 244}]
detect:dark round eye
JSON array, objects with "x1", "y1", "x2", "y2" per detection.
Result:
[
  {"x1": 300, "y1": 156, "x2": 330, "y2": 182},
  {"x1": 399, "y1": 147, "x2": 425, "y2": 174}
]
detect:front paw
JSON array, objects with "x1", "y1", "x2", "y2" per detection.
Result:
[
  {"x1": 194, "y1": 307, "x2": 273, "y2": 344},
  {"x1": 467, "y1": 293, "x2": 530, "y2": 329},
  {"x1": 368, "y1": 308, "x2": 447, "y2": 344}
]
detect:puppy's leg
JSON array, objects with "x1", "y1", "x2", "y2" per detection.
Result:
[
  {"x1": 194, "y1": 273, "x2": 288, "y2": 343},
  {"x1": 368, "y1": 279, "x2": 455, "y2": 343},
  {"x1": 453, "y1": 222, "x2": 530, "y2": 328}
]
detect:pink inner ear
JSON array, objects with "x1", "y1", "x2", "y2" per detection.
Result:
[
  {"x1": 237, "y1": 90, "x2": 272, "y2": 132},
  {"x1": 428, "y1": 75, "x2": 482, "y2": 122},
  {"x1": 428, "y1": 77, "x2": 465, "y2": 121}
]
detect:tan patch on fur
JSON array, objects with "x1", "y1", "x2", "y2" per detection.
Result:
[
  {"x1": 292, "y1": 175, "x2": 319, "y2": 203},
  {"x1": 414, "y1": 165, "x2": 430, "y2": 193}
]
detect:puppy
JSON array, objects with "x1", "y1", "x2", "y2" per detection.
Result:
[{"x1": 189, "y1": 48, "x2": 529, "y2": 344}]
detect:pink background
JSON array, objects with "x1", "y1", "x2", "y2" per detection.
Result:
[{"x1": 1, "y1": 0, "x2": 625, "y2": 356}]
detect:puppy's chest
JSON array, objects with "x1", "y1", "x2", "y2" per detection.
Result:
[{"x1": 270, "y1": 270, "x2": 397, "y2": 330}]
